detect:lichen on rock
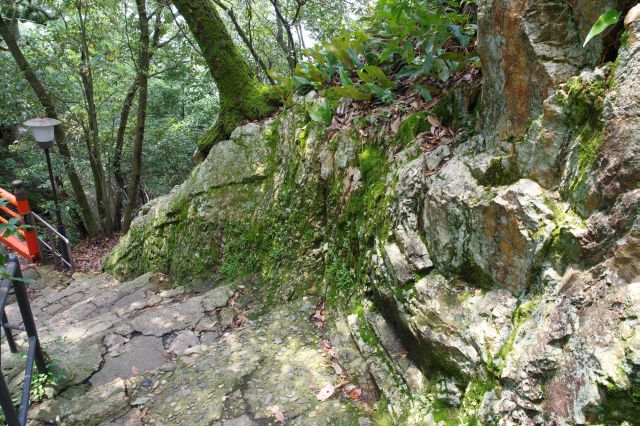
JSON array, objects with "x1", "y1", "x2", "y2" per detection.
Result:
[{"x1": 103, "y1": 8, "x2": 640, "y2": 425}]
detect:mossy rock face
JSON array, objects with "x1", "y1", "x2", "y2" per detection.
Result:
[
  {"x1": 105, "y1": 120, "x2": 277, "y2": 286},
  {"x1": 431, "y1": 82, "x2": 481, "y2": 130},
  {"x1": 394, "y1": 112, "x2": 432, "y2": 147},
  {"x1": 106, "y1": 41, "x2": 640, "y2": 424}
]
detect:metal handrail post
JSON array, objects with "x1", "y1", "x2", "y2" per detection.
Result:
[
  {"x1": 8, "y1": 256, "x2": 47, "y2": 373},
  {"x1": 2, "y1": 310, "x2": 18, "y2": 353},
  {"x1": 0, "y1": 372, "x2": 20, "y2": 426}
]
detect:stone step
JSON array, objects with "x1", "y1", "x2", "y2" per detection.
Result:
[{"x1": 2, "y1": 270, "x2": 371, "y2": 425}]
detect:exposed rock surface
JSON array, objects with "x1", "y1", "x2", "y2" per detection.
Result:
[
  {"x1": 478, "y1": 0, "x2": 634, "y2": 141},
  {"x1": 95, "y1": 8, "x2": 640, "y2": 426},
  {"x1": 1, "y1": 268, "x2": 370, "y2": 425}
]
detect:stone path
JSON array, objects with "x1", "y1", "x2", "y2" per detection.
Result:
[{"x1": 1, "y1": 267, "x2": 372, "y2": 425}]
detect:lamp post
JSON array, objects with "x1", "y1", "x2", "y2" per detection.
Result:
[{"x1": 23, "y1": 117, "x2": 70, "y2": 262}]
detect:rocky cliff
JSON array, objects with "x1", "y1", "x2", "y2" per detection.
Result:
[{"x1": 105, "y1": 3, "x2": 640, "y2": 424}]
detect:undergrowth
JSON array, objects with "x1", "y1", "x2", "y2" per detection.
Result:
[{"x1": 273, "y1": 0, "x2": 479, "y2": 108}]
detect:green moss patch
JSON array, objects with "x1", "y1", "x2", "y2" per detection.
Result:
[
  {"x1": 476, "y1": 156, "x2": 520, "y2": 187},
  {"x1": 394, "y1": 112, "x2": 433, "y2": 147}
]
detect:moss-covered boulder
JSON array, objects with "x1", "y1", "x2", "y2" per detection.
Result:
[
  {"x1": 105, "y1": 23, "x2": 640, "y2": 424},
  {"x1": 104, "y1": 121, "x2": 276, "y2": 284}
]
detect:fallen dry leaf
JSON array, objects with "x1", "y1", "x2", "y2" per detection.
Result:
[
  {"x1": 348, "y1": 387, "x2": 362, "y2": 400},
  {"x1": 427, "y1": 115, "x2": 441, "y2": 128},
  {"x1": 231, "y1": 315, "x2": 248, "y2": 328},
  {"x1": 424, "y1": 98, "x2": 438, "y2": 110},
  {"x1": 311, "y1": 301, "x2": 326, "y2": 329},
  {"x1": 316, "y1": 384, "x2": 335, "y2": 401},
  {"x1": 320, "y1": 339, "x2": 332, "y2": 351},
  {"x1": 390, "y1": 116, "x2": 401, "y2": 134},
  {"x1": 332, "y1": 361, "x2": 343, "y2": 376},
  {"x1": 269, "y1": 406, "x2": 285, "y2": 423}
]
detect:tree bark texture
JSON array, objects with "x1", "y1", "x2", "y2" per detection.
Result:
[{"x1": 171, "y1": 0, "x2": 278, "y2": 159}]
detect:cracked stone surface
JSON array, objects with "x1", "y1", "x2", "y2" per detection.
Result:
[{"x1": 1, "y1": 268, "x2": 370, "y2": 425}]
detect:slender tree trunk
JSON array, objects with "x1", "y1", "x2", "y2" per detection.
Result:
[
  {"x1": 113, "y1": 12, "x2": 164, "y2": 231},
  {"x1": 271, "y1": 0, "x2": 298, "y2": 72},
  {"x1": 112, "y1": 78, "x2": 139, "y2": 231},
  {"x1": 296, "y1": 22, "x2": 306, "y2": 49},
  {"x1": 122, "y1": 0, "x2": 151, "y2": 232},
  {"x1": 77, "y1": 2, "x2": 113, "y2": 235},
  {"x1": 0, "y1": 16, "x2": 100, "y2": 236},
  {"x1": 171, "y1": 0, "x2": 279, "y2": 159}
]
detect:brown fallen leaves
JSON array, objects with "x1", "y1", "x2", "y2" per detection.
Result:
[
  {"x1": 317, "y1": 336, "x2": 363, "y2": 403},
  {"x1": 316, "y1": 384, "x2": 335, "y2": 401},
  {"x1": 418, "y1": 115, "x2": 456, "y2": 155},
  {"x1": 268, "y1": 406, "x2": 285, "y2": 423},
  {"x1": 72, "y1": 232, "x2": 122, "y2": 273},
  {"x1": 311, "y1": 300, "x2": 325, "y2": 329},
  {"x1": 228, "y1": 286, "x2": 249, "y2": 329}
]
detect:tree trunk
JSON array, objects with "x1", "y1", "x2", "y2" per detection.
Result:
[
  {"x1": 0, "y1": 16, "x2": 100, "y2": 237},
  {"x1": 112, "y1": 77, "x2": 139, "y2": 231},
  {"x1": 171, "y1": 0, "x2": 279, "y2": 159},
  {"x1": 122, "y1": 0, "x2": 151, "y2": 232},
  {"x1": 271, "y1": 0, "x2": 298, "y2": 72},
  {"x1": 77, "y1": 2, "x2": 113, "y2": 235},
  {"x1": 212, "y1": 0, "x2": 274, "y2": 84},
  {"x1": 113, "y1": 12, "x2": 165, "y2": 231}
]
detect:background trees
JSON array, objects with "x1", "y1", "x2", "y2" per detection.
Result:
[{"x1": 0, "y1": 0, "x2": 371, "y2": 240}]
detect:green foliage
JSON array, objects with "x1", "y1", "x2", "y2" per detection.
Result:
[
  {"x1": 0, "y1": 1, "x2": 212, "y2": 236},
  {"x1": 274, "y1": 0, "x2": 478, "y2": 105},
  {"x1": 583, "y1": 9, "x2": 621, "y2": 47},
  {"x1": 555, "y1": 70, "x2": 613, "y2": 198},
  {"x1": 459, "y1": 376, "x2": 500, "y2": 425},
  {"x1": 0, "y1": 197, "x2": 27, "y2": 278},
  {"x1": 557, "y1": 74, "x2": 610, "y2": 129},
  {"x1": 307, "y1": 99, "x2": 333, "y2": 124},
  {"x1": 29, "y1": 358, "x2": 65, "y2": 404},
  {"x1": 394, "y1": 112, "x2": 432, "y2": 146},
  {"x1": 325, "y1": 257, "x2": 356, "y2": 299}
]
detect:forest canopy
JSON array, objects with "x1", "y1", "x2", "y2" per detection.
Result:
[
  {"x1": 0, "y1": 0, "x2": 476, "y2": 239},
  {"x1": 0, "y1": 0, "x2": 372, "y2": 238}
]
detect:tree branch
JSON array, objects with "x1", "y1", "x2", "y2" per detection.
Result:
[{"x1": 212, "y1": 0, "x2": 274, "y2": 84}]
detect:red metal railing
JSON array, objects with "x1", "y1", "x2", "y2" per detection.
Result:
[{"x1": 0, "y1": 181, "x2": 40, "y2": 262}]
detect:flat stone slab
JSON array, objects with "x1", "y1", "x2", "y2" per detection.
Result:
[
  {"x1": 90, "y1": 335, "x2": 167, "y2": 387},
  {"x1": 1, "y1": 268, "x2": 370, "y2": 425},
  {"x1": 129, "y1": 296, "x2": 205, "y2": 336},
  {"x1": 58, "y1": 378, "x2": 129, "y2": 425}
]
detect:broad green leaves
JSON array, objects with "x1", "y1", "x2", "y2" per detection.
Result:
[
  {"x1": 583, "y1": 10, "x2": 621, "y2": 47},
  {"x1": 277, "y1": 0, "x2": 478, "y2": 108},
  {"x1": 307, "y1": 100, "x2": 334, "y2": 124}
]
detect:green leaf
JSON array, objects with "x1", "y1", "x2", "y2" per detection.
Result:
[
  {"x1": 356, "y1": 69, "x2": 376, "y2": 84},
  {"x1": 307, "y1": 100, "x2": 333, "y2": 124},
  {"x1": 331, "y1": 86, "x2": 373, "y2": 101},
  {"x1": 366, "y1": 83, "x2": 394, "y2": 103},
  {"x1": 433, "y1": 58, "x2": 450, "y2": 82},
  {"x1": 363, "y1": 65, "x2": 396, "y2": 89},
  {"x1": 347, "y1": 48, "x2": 363, "y2": 68},
  {"x1": 448, "y1": 24, "x2": 470, "y2": 47},
  {"x1": 583, "y1": 9, "x2": 621, "y2": 47},
  {"x1": 412, "y1": 84, "x2": 432, "y2": 102},
  {"x1": 397, "y1": 65, "x2": 424, "y2": 79},
  {"x1": 338, "y1": 67, "x2": 353, "y2": 87},
  {"x1": 402, "y1": 40, "x2": 415, "y2": 64},
  {"x1": 438, "y1": 52, "x2": 466, "y2": 63}
]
